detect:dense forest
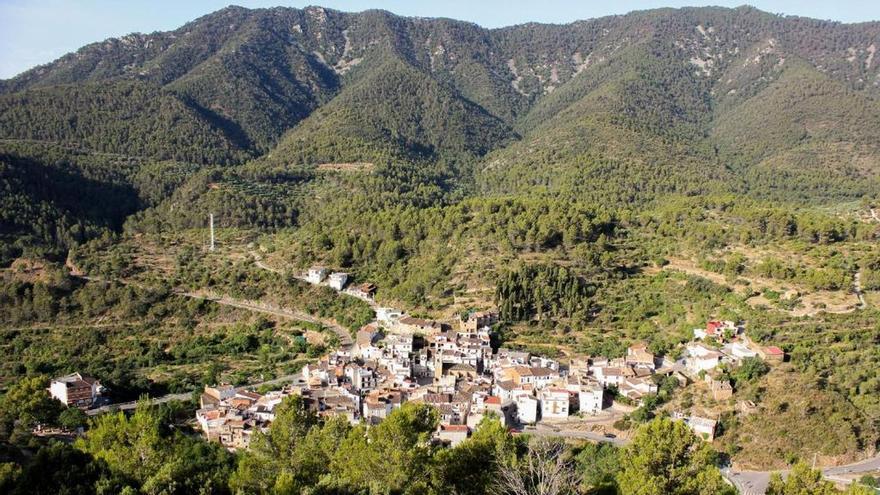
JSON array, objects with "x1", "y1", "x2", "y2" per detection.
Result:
[{"x1": 2, "y1": 4, "x2": 880, "y2": 259}]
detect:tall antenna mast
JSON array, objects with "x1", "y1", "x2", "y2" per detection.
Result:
[{"x1": 209, "y1": 213, "x2": 215, "y2": 251}]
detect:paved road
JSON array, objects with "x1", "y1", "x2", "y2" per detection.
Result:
[
  {"x1": 86, "y1": 392, "x2": 193, "y2": 416},
  {"x1": 526, "y1": 417, "x2": 880, "y2": 495},
  {"x1": 723, "y1": 469, "x2": 773, "y2": 495},
  {"x1": 523, "y1": 423, "x2": 628, "y2": 447},
  {"x1": 824, "y1": 454, "x2": 880, "y2": 477},
  {"x1": 86, "y1": 372, "x2": 305, "y2": 416},
  {"x1": 68, "y1": 254, "x2": 880, "y2": 490},
  {"x1": 722, "y1": 454, "x2": 880, "y2": 494}
]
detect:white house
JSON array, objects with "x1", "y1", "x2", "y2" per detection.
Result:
[
  {"x1": 685, "y1": 415, "x2": 717, "y2": 441},
  {"x1": 577, "y1": 382, "x2": 605, "y2": 415},
  {"x1": 328, "y1": 272, "x2": 349, "y2": 290},
  {"x1": 306, "y1": 266, "x2": 327, "y2": 284},
  {"x1": 540, "y1": 388, "x2": 570, "y2": 420},
  {"x1": 494, "y1": 380, "x2": 518, "y2": 402},
  {"x1": 500, "y1": 366, "x2": 559, "y2": 389},
  {"x1": 359, "y1": 345, "x2": 383, "y2": 361},
  {"x1": 437, "y1": 424, "x2": 470, "y2": 447},
  {"x1": 727, "y1": 343, "x2": 758, "y2": 361},
  {"x1": 694, "y1": 320, "x2": 737, "y2": 341},
  {"x1": 619, "y1": 377, "x2": 658, "y2": 403},
  {"x1": 346, "y1": 365, "x2": 377, "y2": 392},
  {"x1": 685, "y1": 343, "x2": 722, "y2": 373},
  {"x1": 49, "y1": 373, "x2": 101, "y2": 407},
  {"x1": 195, "y1": 407, "x2": 224, "y2": 434},
  {"x1": 387, "y1": 334, "x2": 414, "y2": 357},
  {"x1": 594, "y1": 367, "x2": 627, "y2": 387},
  {"x1": 514, "y1": 393, "x2": 539, "y2": 424}
]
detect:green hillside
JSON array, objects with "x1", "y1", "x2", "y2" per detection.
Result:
[
  {"x1": 265, "y1": 54, "x2": 515, "y2": 166},
  {"x1": 2, "y1": 6, "x2": 880, "y2": 490},
  {"x1": 0, "y1": 82, "x2": 250, "y2": 164}
]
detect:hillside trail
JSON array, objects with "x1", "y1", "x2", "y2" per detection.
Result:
[
  {"x1": 248, "y1": 250, "x2": 379, "y2": 310},
  {"x1": 63, "y1": 254, "x2": 355, "y2": 417}
]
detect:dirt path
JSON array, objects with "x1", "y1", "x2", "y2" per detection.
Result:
[
  {"x1": 79, "y1": 289, "x2": 352, "y2": 417},
  {"x1": 67, "y1": 253, "x2": 354, "y2": 347},
  {"x1": 249, "y1": 251, "x2": 378, "y2": 309},
  {"x1": 181, "y1": 291, "x2": 353, "y2": 348},
  {"x1": 64, "y1": 258, "x2": 356, "y2": 417}
]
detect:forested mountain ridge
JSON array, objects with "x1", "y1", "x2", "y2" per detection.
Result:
[
  {"x1": 2, "y1": 5, "x2": 879, "y2": 159},
  {"x1": 2, "y1": 4, "x2": 880, "y2": 262}
]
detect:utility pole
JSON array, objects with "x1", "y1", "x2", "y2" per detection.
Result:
[{"x1": 209, "y1": 213, "x2": 215, "y2": 252}]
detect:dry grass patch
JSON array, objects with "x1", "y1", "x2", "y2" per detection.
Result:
[{"x1": 725, "y1": 367, "x2": 875, "y2": 470}]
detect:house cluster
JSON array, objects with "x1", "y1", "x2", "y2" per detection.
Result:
[
  {"x1": 577, "y1": 342, "x2": 666, "y2": 405},
  {"x1": 684, "y1": 320, "x2": 784, "y2": 376},
  {"x1": 196, "y1": 384, "x2": 295, "y2": 449},
  {"x1": 194, "y1": 310, "x2": 788, "y2": 451},
  {"x1": 671, "y1": 320, "x2": 787, "y2": 441},
  {"x1": 197, "y1": 309, "x2": 609, "y2": 449},
  {"x1": 48, "y1": 372, "x2": 103, "y2": 408},
  {"x1": 304, "y1": 266, "x2": 377, "y2": 301}
]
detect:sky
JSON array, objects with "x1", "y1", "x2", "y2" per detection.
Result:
[{"x1": 1, "y1": 0, "x2": 879, "y2": 79}]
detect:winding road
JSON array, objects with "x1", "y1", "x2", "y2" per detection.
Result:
[
  {"x1": 86, "y1": 371, "x2": 306, "y2": 416},
  {"x1": 723, "y1": 454, "x2": 880, "y2": 495},
  {"x1": 69, "y1": 254, "x2": 880, "y2": 493},
  {"x1": 67, "y1": 257, "x2": 356, "y2": 416},
  {"x1": 82, "y1": 290, "x2": 352, "y2": 417}
]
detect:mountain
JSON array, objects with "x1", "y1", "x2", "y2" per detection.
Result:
[
  {"x1": 2, "y1": 6, "x2": 878, "y2": 165},
  {"x1": 1, "y1": 4, "x2": 880, "y2": 256},
  {"x1": 264, "y1": 54, "x2": 516, "y2": 165},
  {"x1": 0, "y1": 81, "x2": 251, "y2": 164}
]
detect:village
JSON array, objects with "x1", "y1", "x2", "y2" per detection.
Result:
[
  {"x1": 183, "y1": 266, "x2": 787, "y2": 451},
  {"x1": 41, "y1": 265, "x2": 789, "y2": 451}
]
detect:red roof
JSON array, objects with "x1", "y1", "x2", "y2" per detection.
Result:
[
  {"x1": 764, "y1": 346, "x2": 784, "y2": 355},
  {"x1": 484, "y1": 396, "x2": 501, "y2": 405},
  {"x1": 440, "y1": 424, "x2": 469, "y2": 432}
]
